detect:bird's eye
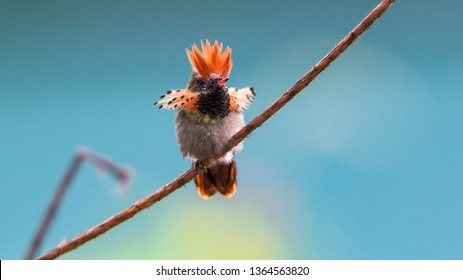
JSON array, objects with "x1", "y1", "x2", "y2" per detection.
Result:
[{"x1": 197, "y1": 80, "x2": 205, "y2": 86}]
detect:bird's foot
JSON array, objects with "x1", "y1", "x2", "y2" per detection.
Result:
[{"x1": 194, "y1": 161, "x2": 208, "y2": 173}]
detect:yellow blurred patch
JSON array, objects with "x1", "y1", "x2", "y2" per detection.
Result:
[{"x1": 149, "y1": 200, "x2": 284, "y2": 259}]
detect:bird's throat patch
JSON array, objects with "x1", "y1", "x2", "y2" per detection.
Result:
[{"x1": 197, "y1": 86, "x2": 230, "y2": 119}]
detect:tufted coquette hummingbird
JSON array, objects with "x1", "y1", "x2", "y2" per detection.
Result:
[{"x1": 154, "y1": 40, "x2": 255, "y2": 199}]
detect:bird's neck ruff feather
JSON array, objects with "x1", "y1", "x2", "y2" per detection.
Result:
[{"x1": 186, "y1": 40, "x2": 232, "y2": 81}]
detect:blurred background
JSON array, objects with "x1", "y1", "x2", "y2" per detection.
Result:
[{"x1": 1, "y1": 0, "x2": 462, "y2": 259}]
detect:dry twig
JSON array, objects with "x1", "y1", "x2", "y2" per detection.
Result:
[
  {"x1": 25, "y1": 147, "x2": 131, "y2": 259},
  {"x1": 37, "y1": 0, "x2": 396, "y2": 260}
]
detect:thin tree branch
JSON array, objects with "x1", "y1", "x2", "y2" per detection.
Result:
[
  {"x1": 37, "y1": 0, "x2": 395, "y2": 260},
  {"x1": 25, "y1": 147, "x2": 131, "y2": 260},
  {"x1": 24, "y1": 152, "x2": 84, "y2": 260}
]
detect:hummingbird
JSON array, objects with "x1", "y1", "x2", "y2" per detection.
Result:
[{"x1": 154, "y1": 40, "x2": 255, "y2": 199}]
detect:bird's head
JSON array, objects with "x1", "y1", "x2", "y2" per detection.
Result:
[{"x1": 186, "y1": 40, "x2": 232, "y2": 94}]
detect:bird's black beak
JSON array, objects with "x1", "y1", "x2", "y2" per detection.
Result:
[{"x1": 218, "y1": 77, "x2": 229, "y2": 85}]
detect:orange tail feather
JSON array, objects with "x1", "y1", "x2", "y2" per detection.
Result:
[{"x1": 194, "y1": 159, "x2": 237, "y2": 199}]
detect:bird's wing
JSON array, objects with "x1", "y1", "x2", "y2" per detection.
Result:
[
  {"x1": 228, "y1": 87, "x2": 255, "y2": 112},
  {"x1": 154, "y1": 89, "x2": 199, "y2": 112}
]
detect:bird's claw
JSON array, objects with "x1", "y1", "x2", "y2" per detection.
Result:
[{"x1": 194, "y1": 161, "x2": 208, "y2": 173}]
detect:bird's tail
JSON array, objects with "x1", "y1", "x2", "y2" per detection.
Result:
[{"x1": 194, "y1": 159, "x2": 237, "y2": 199}]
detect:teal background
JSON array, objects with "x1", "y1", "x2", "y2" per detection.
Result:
[{"x1": 1, "y1": 0, "x2": 463, "y2": 259}]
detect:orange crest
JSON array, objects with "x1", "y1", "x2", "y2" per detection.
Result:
[{"x1": 186, "y1": 40, "x2": 232, "y2": 80}]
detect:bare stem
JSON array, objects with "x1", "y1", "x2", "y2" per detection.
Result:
[
  {"x1": 37, "y1": 0, "x2": 395, "y2": 260},
  {"x1": 24, "y1": 153, "x2": 84, "y2": 260},
  {"x1": 25, "y1": 148, "x2": 131, "y2": 259}
]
